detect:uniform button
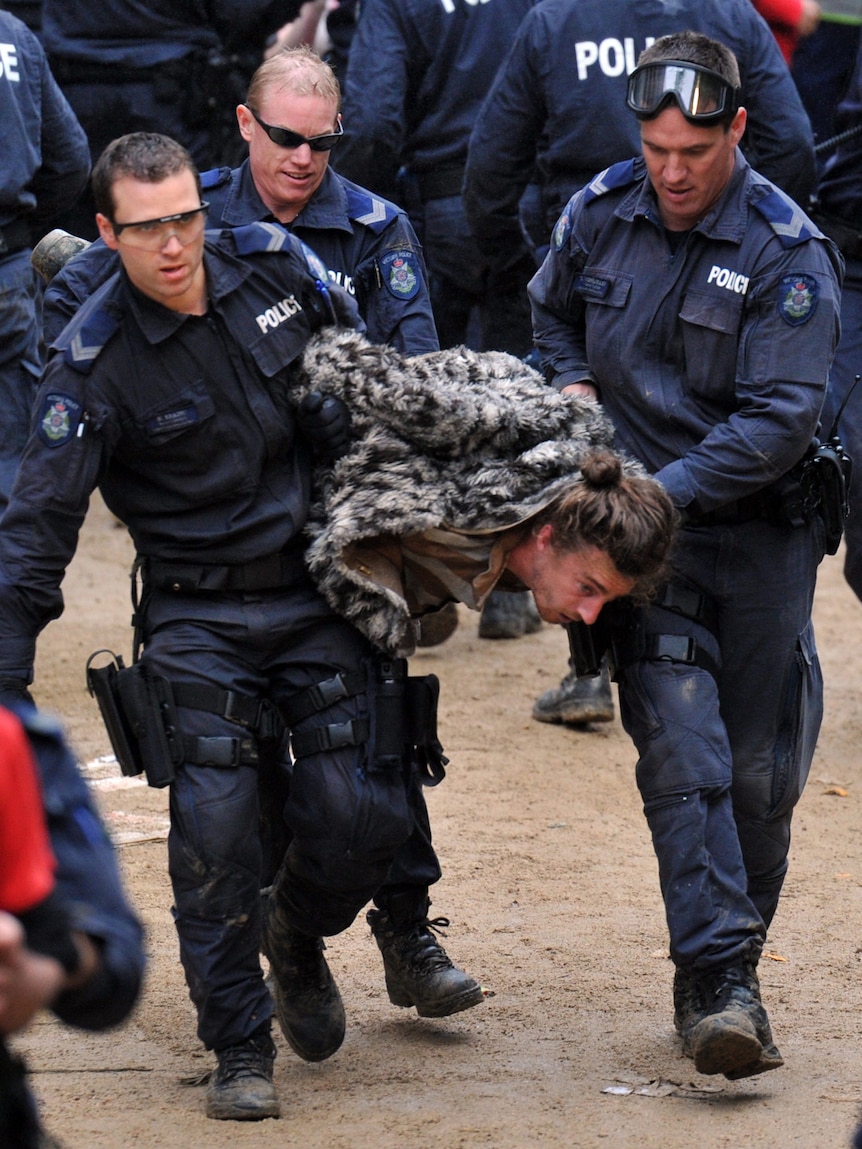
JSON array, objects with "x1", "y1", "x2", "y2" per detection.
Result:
[{"x1": 172, "y1": 582, "x2": 182, "y2": 591}]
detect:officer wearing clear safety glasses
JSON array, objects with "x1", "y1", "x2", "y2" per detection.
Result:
[{"x1": 530, "y1": 30, "x2": 842, "y2": 1084}]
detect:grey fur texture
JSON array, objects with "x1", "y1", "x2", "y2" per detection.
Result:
[{"x1": 292, "y1": 328, "x2": 642, "y2": 656}]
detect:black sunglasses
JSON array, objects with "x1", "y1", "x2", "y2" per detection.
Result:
[{"x1": 245, "y1": 106, "x2": 344, "y2": 151}]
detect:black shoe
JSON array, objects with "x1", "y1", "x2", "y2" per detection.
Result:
[
  {"x1": 478, "y1": 589, "x2": 542, "y2": 639},
  {"x1": 532, "y1": 663, "x2": 614, "y2": 726},
  {"x1": 205, "y1": 1032, "x2": 280, "y2": 1121},
  {"x1": 367, "y1": 908, "x2": 485, "y2": 1018},
  {"x1": 688, "y1": 961, "x2": 784, "y2": 1079},
  {"x1": 263, "y1": 909, "x2": 346, "y2": 1062}
]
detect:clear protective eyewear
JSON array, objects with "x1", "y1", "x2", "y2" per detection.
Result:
[
  {"x1": 111, "y1": 202, "x2": 210, "y2": 250},
  {"x1": 626, "y1": 61, "x2": 739, "y2": 125},
  {"x1": 245, "y1": 106, "x2": 344, "y2": 151}
]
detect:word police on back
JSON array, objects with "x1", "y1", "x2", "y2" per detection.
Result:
[{"x1": 574, "y1": 37, "x2": 656, "y2": 80}]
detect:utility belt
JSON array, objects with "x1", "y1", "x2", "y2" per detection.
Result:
[
  {"x1": 140, "y1": 548, "x2": 308, "y2": 594},
  {"x1": 414, "y1": 164, "x2": 466, "y2": 203},
  {"x1": 808, "y1": 206, "x2": 862, "y2": 260},
  {"x1": 85, "y1": 650, "x2": 448, "y2": 789},
  {"x1": 686, "y1": 435, "x2": 852, "y2": 556},
  {"x1": 0, "y1": 218, "x2": 31, "y2": 257}
]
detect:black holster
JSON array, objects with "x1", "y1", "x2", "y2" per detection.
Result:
[{"x1": 85, "y1": 651, "x2": 180, "y2": 788}]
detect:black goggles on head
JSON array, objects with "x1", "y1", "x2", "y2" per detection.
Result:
[
  {"x1": 245, "y1": 106, "x2": 344, "y2": 151},
  {"x1": 626, "y1": 60, "x2": 740, "y2": 125}
]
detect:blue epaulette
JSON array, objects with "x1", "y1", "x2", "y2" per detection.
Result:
[
  {"x1": 62, "y1": 306, "x2": 121, "y2": 374},
  {"x1": 751, "y1": 184, "x2": 817, "y2": 248},
  {"x1": 231, "y1": 221, "x2": 294, "y2": 254},
  {"x1": 582, "y1": 159, "x2": 639, "y2": 206},
  {"x1": 200, "y1": 166, "x2": 233, "y2": 191},
  {"x1": 344, "y1": 185, "x2": 397, "y2": 233}
]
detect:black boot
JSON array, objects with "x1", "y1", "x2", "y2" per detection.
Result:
[
  {"x1": 367, "y1": 902, "x2": 485, "y2": 1018},
  {"x1": 672, "y1": 964, "x2": 706, "y2": 1056},
  {"x1": 262, "y1": 898, "x2": 345, "y2": 1062},
  {"x1": 688, "y1": 960, "x2": 784, "y2": 1080},
  {"x1": 205, "y1": 1031, "x2": 280, "y2": 1121}
]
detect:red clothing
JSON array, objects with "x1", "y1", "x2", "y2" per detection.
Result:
[
  {"x1": 0, "y1": 708, "x2": 55, "y2": 914},
  {"x1": 752, "y1": 0, "x2": 804, "y2": 62}
]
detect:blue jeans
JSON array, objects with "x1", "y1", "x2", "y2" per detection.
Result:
[{"x1": 617, "y1": 517, "x2": 824, "y2": 970}]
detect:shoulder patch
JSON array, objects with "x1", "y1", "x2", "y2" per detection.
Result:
[
  {"x1": 582, "y1": 159, "x2": 639, "y2": 206},
  {"x1": 380, "y1": 250, "x2": 421, "y2": 299},
  {"x1": 200, "y1": 165, "x2": 233, "y2": 191},
  {"x1": 38, "y1": 393, "x2": 83, "y2": 448},
  {"x1": 299, "y1": 239, "x2": 331, "y2": 286},
  {"x1": 752, "y1": 188, "x2": 817, "y2": 248},
  {"x1": 344, "y1": 185, "x2": 397, "y2": 233},
  {"x1": 553, "y1": 207, "x2": 572, "y2": 251},
  {"x1": 62, "y1": 306, "x2": 121, "y2": 374},
  {"x1": 778, "y1": 273, "x2": 819, "y2": 325},
  {"x1": 231, "y1": 221, "x2": 291, "y2": 254}
]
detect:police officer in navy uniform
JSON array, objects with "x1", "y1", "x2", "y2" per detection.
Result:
[
  {"x1": 462, "y1": 0, "x2": 820, "y2": 723},
  {"x1": 44, "y1": 47, "x2": 438, "y2": 355},
  {"x1": 333, "y1": 0, "x2": 544, "y2": 641},
  {"x1": 811, "y1": 41, "x2": 862, "y2": 604},
  {"x1": 530, "y1": 32, "x2": 841, "y2": 1081},
  {"x1": 40, "y1": 0, "x2": 306, "y2": 240},
  {"x1": 0, "y1": 6, "x2": 89, "y2": 512},
  {"x1": 0, "y1": 131, "x2": 461, "y2": 1122},
  {"x1": 40, "y1": 53, "x2": 481, "y2": 1026}
]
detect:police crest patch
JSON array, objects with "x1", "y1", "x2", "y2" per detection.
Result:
[
  {"x1": 553, "y1": 211, "x2": 572, "y2": 251},
  {"x1": 778, "y1": 273, "x2": 818, "y2": 326},
  {"x1": 38, "y1": 393, "x2": 82, "y2": 448},
  {"x1": 381, "y1": 250, "x2": 420, "y2": 300}
]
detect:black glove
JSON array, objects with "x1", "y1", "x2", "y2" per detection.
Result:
[
  {"x1": 0, "y1": 678, "x2": 36, "y2": 708},
  {"x1": 297, "y1": 391, "x2": 352, "y2": 462}
]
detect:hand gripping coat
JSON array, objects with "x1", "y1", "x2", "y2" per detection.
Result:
[{"x1": 291, "y1": 329, "x2": 648, "y2": 657}]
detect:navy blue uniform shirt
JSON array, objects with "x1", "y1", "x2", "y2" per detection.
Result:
[
  {"x1": 0, "y1": 224, "x2": 360, "y2": 680},
  {"x1": 464, "y1": 0, "x2": 818, "y2": 268}
]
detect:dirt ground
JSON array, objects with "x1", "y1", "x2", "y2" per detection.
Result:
[{"x1": 12, "y1": 491, "x2": 862, "y2": 1148}]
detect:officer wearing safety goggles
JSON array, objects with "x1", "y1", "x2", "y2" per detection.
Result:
[{"x1": 626, "y1": 59, "x2": 740, "y2": 124}]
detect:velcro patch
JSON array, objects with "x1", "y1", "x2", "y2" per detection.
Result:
[
  {"x1": 778, "y1": 273, "x2": 818, "y2": 326},
  {"x1": 380, "y1": 250, "x2": 421, "y2": 299},
  {"x1": 38, "y1": 393, "x2": 82, "y2": 448}
]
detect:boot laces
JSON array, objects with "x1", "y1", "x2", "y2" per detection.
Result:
[
  {"x1": 215, "y1": 1035, "x2": 274, "y2": 1084},
  {"x1": 397, "y1": 916, "x2": 454, "y2": 973}
]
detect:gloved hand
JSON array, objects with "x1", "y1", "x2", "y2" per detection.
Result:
[
  {"x1": 0, "y1": 679, "x2": 36, "y2": 708},
  {"x1": 297, "y1": 391, "x2": 352, "y2": 462}
]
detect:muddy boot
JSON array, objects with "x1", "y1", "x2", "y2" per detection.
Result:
[
  {"x1": 532, "y1": 661, "x2": 614, "y2": 725},
  {"x1": 367, "y1": 898, "x2": 485, "y2": 1018},
  {"x1": 262, "y1": 899, "x2": 345, "y2": 1062},
  {"x1": 688, "y1": 960, "x2": 784, "y2": 1080},
  {"x1": 478, "y1": 589, "x2": 542, "y2": 639},
  {"x1": 673, "y1": 964, "x2": 707, "y2": 1056},
  {"x1": 205, "y1": 1031, "x2": 280, "y2": 1121}
]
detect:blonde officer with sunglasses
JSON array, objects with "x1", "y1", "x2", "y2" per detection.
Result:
[
  {"x1": 530, "y1": 31, "x2": 842, "y2": 1082},
  {"x1": 43, "y1": 46, "x2": 438, "y2": 359}
]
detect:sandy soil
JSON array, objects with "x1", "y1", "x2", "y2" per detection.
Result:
[{"x1": 12, "y1": 492, "x2": 862, "y2": 1149}]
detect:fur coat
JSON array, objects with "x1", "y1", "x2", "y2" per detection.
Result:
[{"x1": 291, "y1": 328, "x2": 640, "y2": 657}]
